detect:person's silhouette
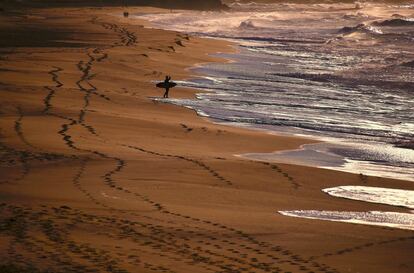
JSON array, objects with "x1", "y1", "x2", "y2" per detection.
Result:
[{"x1": 163, "y1": 75, "x2": 172, "y2": 98}]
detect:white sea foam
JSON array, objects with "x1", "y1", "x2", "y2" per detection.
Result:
[
  {"x1": 323, "y1": 186, "x2": 414, "y2": 209},
  {"x1": 241, "y1": 139, "x2": 414, "y2": 182},
  {"x1": 279, "y1": 186, "x2": 414, "y2": 230},
  {"x1": 279, "y1": 210, "x2": 414, "y2": 231}
]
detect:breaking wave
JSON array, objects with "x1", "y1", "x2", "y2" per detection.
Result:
[
  {"x1": 373, "y1": 17, "x2": 414, "y2": 27},
  {"x1": 238, "y1": 20, "x2": 258, "y2": 29},
  {"x1": 338, "y1": 23, "x2": 383, "y2": 35}
]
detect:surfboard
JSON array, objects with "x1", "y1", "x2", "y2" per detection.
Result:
[{"x1": 156, "y1": 82, "x2": 177, "y2": 89}]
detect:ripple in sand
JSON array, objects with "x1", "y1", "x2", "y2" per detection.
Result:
[
  {"x1": 323, "y1": 186, "x2": 414, "y2": 209},
  {"x1": 279, "y1": 210, "x2": 414, "y2": 231}
]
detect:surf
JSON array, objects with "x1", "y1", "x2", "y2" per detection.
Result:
[{"x1": 136, "y1": 2, "x2": 414, "y2": 182}]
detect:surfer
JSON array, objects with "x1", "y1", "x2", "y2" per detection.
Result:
[
  {"x1": 155, "y1": 75, "x2": 176, "y2": 98},
  {"x1": 163, "y1": 75, "x2": 172, "y2": 98}
]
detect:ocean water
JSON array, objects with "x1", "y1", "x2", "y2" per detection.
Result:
[
  {"x1": 137, "y1": 2, "x2": 414, "y2": 182},
  {"x1": 279, "y1": 185, "x2": 414, "y2": 231},
  {"x1": 279, "y1": 210, "x2": 414, "y2": 231},
  {"x1": 323, "y1": 186, "x2": 414, "y2": 209}
]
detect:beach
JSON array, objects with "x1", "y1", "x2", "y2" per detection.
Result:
[
  {"x1": 141, "y1": 2, "x2": 414, "y2": 182},
  {"x1": 0, "y1": 5, "x2": 413, "y2": 273}
]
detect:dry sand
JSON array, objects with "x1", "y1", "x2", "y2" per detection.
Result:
[{"x1": 0, "y1": 6, "x2": 413, "y2": 273}]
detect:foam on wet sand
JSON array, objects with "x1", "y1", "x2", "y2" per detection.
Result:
[
  {"x1": 323, "y1": 186, "x2": 414, "y2": 209},
  {"x1": 279, "y1": 210, "x2": 414, "y2": 231},
  {"x1": 279, "y1": 185, "x2": 414, "y2": 231}
]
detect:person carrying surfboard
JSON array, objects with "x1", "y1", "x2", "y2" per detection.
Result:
[
  {"x1": 155, "y1": 75, "x2": 177, "y2": 98},
  {"x1": 163, "y1": 75, "x2": 171, "y2": 98}
]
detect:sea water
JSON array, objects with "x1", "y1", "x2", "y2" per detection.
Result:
[
  {"x1": 279, "y1": 185, "x2": 414, "y2": 231},
  {"x1": 138, "y1": 2, "x2": 414, "y2": 230},
  {"x1": 138, "y1": 2, "x2": 414, "y2": 182}
]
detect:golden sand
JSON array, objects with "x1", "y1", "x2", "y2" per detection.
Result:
[{"x1": 0, "y1": 6, "x2": 413, "y2": 273}]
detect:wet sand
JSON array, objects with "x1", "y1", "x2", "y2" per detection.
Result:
[{"x1": 0, "y1": 6, "x2": 413, "y2": 273}]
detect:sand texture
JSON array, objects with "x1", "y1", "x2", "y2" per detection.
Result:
[{"x1": 0, "y1": 6, "x2": 413, "y2": 273}]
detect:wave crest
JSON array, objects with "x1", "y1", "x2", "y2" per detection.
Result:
[
  {"x1": 239, "y1": 20, "x2": 257, "y2": 29},
  {"x1": 338, "y1": 23, "x2": 383, "y2": 35},
  {"x1": 372, "y1": 18, "x2": 414, "y2": 27}
]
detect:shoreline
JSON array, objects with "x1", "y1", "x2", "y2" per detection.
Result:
[
  {"x1": 0, "y1": 5, "x2": 413, "y2": 273},
  {"x1": 134, "y1": 3, "x2": 414, "y2": 185},
  {"x1": 162, "y1": 56, "x2": 414, "y2": 182},
  {"x1": 143, "y1": 20, "x2": 414, "y2": 184}
]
